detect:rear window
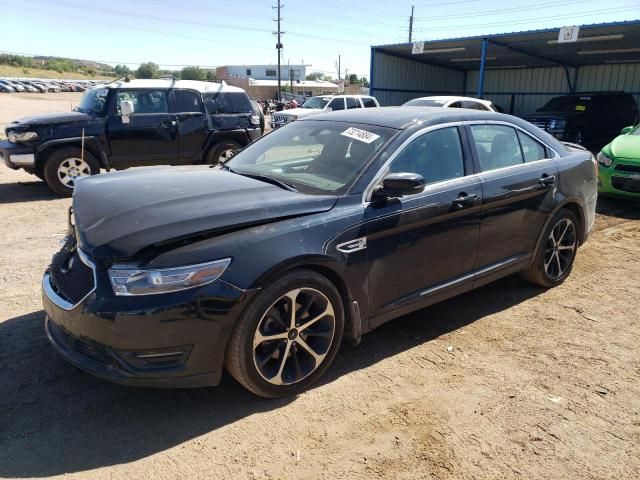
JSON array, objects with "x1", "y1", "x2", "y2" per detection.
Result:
[
  {"x1": 362, "y1": 97, "x2": 377, "y2": 108},
  {"x1": 203, "y1": 92, "x2": 253, "y2": 114}
]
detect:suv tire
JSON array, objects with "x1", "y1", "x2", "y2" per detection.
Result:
[
  {"x1": 225, "y1": 269, "x2": 344, "y2": 398},
  {"x1": 206, "y1": 141, "x2": 242, "y2": 165},
  {"x1": 43, "y1": 147, "x2": 100, "y2": 197},
  {"x1": 521, "y1": 208, "x2": 579, "y2": 288}
]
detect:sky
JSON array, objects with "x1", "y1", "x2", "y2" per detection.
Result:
[{"x1": 0, "y1": 0, "x2": 639, "y2": 79}]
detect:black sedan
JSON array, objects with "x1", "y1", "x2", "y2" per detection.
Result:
[{"x1": 42, "y1": 107, "x2": 597, "y2": 397}]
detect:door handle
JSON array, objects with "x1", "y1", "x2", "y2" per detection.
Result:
[
  {"x1": 161, "y1": 120, "x2": 177, "y2": 128},
  {"x1": 452, "y1": 193, "x2": 478, "y2": 209},
  {"x1": 539, "y1": 174, "x2": 556, "y2": 187}
]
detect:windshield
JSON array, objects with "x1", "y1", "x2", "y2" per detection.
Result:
[
  {"x1": 539, "y1": 96, "x2": 591, "y2": 113},
  {"x1": 225, "y1": 120, "x2": 396, "y2": 194},
  {"x1": 74, "y1": 88, "x2": 109, "y2": 115},
  {"x1": 302, "y1": 97, "x2": 330, "y2": 109},
  {"x1": 403, "y1": 98, "x2": 448, "y2": 107}
]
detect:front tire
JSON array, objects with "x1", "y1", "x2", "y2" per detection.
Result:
[
  {"x1": 206, "y1": 141, "x2": 242, "y2": 165},
  {"x1": 521, "y1": 208, "x2": 579, "y2": 288},
  {"x1": 225, "y1": 269, "x2": 344, "y2": 398},
  {"x1": 43, "y1": 148, "x2": 100, "y2": 197}
]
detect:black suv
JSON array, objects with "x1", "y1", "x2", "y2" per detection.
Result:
[
  {"x1": 523, "y1": 92, "x2": 639, "y2": 151},
  {"x1": 0, "y1": 79, "x2": 261, "y2": 195}
]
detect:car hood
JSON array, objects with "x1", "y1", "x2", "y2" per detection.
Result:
[
  {"x1": 608, "y1": 134, "x2": 640, "y2": 159},
  {"x1": 8, "y1": 111, "x2": 93, "y2": 129},
  {"x1": 73, "y1": 166, "x2": 338, "y2": 261}
]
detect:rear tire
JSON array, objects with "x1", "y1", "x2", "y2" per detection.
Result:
[
  {"x1": 206, "y1": 141, "x2": 242, "y2": 166},
  {"x1": 43, "y1": 148, "x2": 100, "y2": 197},
  {"x1": 521, "y1": 208, "x2": 579, "y2": 288},
  {"x1": 225, "y1": 269, "x2": 344, "y2": 398}
]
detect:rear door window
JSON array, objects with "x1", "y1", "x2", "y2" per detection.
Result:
[
  {"x1": 346, "y1": 97, "x2": 360, "y2": 109},
  {"x1": 174, "y1": 90, "x2": 203, "y2": 113},
  {"x1": 462, "y1": 100, "x2": 490, "y2": 111},
  {"x1": 362, "y1": 97, "x2": 377, "y2": 108},
  {"x1": 517, "y1": 131, "x2": 547, "y2": 162},
  {"x1": 470, "y1": 125, "x2": 524, "y2": 171}
]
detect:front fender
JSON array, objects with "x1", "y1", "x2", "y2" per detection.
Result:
[{"x1": 37, "y1": 136, "x2": 110, "y2": 169}]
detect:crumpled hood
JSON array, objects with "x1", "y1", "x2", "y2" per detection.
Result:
[
  {"x1": 73, "y1": 166, "x2": 337, "y2": 261},
  {"x1": 608, "y1": 134, "x2": 640, "y2": 160},
  {"x1": 8, "y1": 111, "x2": 93, "y2": 129}
]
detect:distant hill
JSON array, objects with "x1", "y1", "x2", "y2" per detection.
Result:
[{"x1": 0, "y1": 53, "x2": 116, "y2": 78}]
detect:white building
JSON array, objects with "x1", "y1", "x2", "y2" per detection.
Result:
[{"x1": 216, "y1": 64, "x2": 307, "y2": 82}]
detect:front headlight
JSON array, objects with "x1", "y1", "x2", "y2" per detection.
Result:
[
  {"x1": 596, "y1": 151, "x2": 613, "y2": 167},
  {"x1": 548, "y1": 119, "x2": 566, "y2": 131},
  {"x1": 8, "y1": 131, "x2": 38, "y2": 143},
  {"x1": 108, "y1": 258, "x2": 231, "y2": 296}
]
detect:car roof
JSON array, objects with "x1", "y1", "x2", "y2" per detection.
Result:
[
  {"x1": 410, "y1": 95, "x2": 493, "y2": 105},
  {"x1": 300, "y1": 106, "x2": 518, "y2": 129},
  {"x1": 311, "y1": 94, "x2": 373, "y2": 99},
  {"x1": 98, "y1": 78, "x2": 246, "y2": 93}
]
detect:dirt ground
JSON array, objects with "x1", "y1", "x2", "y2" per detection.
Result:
[
  {"x1": 0, "y1": 92, "x2": 84, "y2": 135},
  {"x1": 0, "y1": 165, "x2": 639, "y2": 480},
  {"x1": 0, "y1": 92, "x2": 639, "y2": 479}
]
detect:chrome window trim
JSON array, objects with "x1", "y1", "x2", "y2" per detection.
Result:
[
  {"x1": 43, "y1": 248, "x2": 97, "y2": 311},
  {"x1": 363, "y1": 119, "x2": 561, "y2": 204}
]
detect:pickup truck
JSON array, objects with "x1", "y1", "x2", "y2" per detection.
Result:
[
  {"x1": 0, "y1": 78, "x2": 261, "y2": 196},
  {"x1": 270, "y1": 94, "x2": 380, "y2": 129}
]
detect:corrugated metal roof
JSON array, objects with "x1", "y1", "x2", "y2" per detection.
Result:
[{"x1": 374, "y1": 20, "x2": 640, "y2": 70}]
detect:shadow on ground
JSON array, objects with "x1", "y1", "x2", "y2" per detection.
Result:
[
  {"x1": 0, "y1": 179, "x2": 58, "y2": 204},
  {"x1": 0, "y1": 275, "x2": 543, "y2": 477},
  {"x1": 596, "y1": 195, "x2": 640, "y2": 220}
]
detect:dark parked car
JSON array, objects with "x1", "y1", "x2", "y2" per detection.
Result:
[
  {"x1": 42, "y1": 107, "x2": 597, "y2": 397},
  {"x1": 523, "y1": 92, "x2": 639, "y2": 151},
  {"x1": 0, "y1": 79, "x2": 262, "y2": 196}
]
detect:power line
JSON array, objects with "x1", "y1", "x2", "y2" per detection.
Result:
[{"x1": 411, "y1": 6, "x2": 640, "y2": 33}]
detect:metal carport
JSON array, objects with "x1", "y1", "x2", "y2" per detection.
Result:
[{"x1": 370, "y1": 20, "x2": 640, "y2": 115}]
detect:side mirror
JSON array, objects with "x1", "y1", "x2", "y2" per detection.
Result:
[
  {"x1": 325, "y1": 106, "x2": 333, "y2": 112},
  {"x1": 621, "y1": 126, "x2": 634, "y2": 135},
  {"x1": 373, "y1": 172, "x2": 425, "y2": 199},
  {"x1": 120, "y1": 100, "x2": 134, "y2": 124}
]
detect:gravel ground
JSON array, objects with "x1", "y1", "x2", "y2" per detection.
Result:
[
  {"x1": 0, "y1": 164, "x2": 639, "y2": 480},
  {"x1": 0, "y1": 92, "x2": 84, "y2": 135}
]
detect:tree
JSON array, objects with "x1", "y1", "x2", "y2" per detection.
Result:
[
  {"x1": 180, "y1": 66, "x2": 206, "y2": 81},
  {"x1": 136, "y1": 62, "x2": 159, "y2": 79},
  {"x1": 348, "y1": 73, "x2": 359, "y2": 85},
  {"x1": 360, "y1": 77, "x2": 369, "y2": 87},
  {"x1": 305, "y1": 72, "x2": 325, "y2": 81},
  {"x1": 114, "y1": 64, "x2": 131, "y2": 76},
  {"x1": 206, "y1": 69, "x2": 216, "y2": 81}
]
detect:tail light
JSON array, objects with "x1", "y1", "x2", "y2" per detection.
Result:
[{"x1": 250, "y1": 114, "x2": 260, "y2": 126}]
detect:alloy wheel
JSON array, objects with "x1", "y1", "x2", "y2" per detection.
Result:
[
  {"x1": 252, "y1": 288, "x2": 336, "y2": 386},
  {"x1": 218, "y1": 148, "x2": 236, "y2": 163},
  {"x1": 544, "y1": 218, "x2": 577, "y2": 280},
  {"x1": 57, "y1": 157, "x2": 91, "y2": 188}
]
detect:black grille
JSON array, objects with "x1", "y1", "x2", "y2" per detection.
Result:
[
  {"x1": 49, "y1": 236, "x2": 95, "y2": 305},
  {"x1": 49, "y1": 320, "x2": 113, "y2": 367},
  {"x1": 614, "y1": 163, "x2": 640, "y2": 173},
  {"x1": 528, "y1": 118, "x2": 549, "y2": 130},
  {"x1": 611, "y1": 176, "x2": 640, "y2": 193}
]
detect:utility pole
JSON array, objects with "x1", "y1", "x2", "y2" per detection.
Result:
[
  {"x1": 273, "y1": 0, "x2": 284, "y2": 101},
  {"x1": 409, "y1": 6, "x2": 414, "y2": 43},
  {"x1": 337, "y1": 55, "x2": 341, "y2": 81}
]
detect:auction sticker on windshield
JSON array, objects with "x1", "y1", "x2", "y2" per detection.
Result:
[{"x1": 341, "y1": 127, "x2": 380, "y2": 144}]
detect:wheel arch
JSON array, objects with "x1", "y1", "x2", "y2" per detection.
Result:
[
  {"x1": 530, "y1": 199, "x2": 586, "y2": 266},
  {"x1": 36, "y1": 138, "x2": 108, "y2": 171},
  {"x1": 247, "y1": 255, "x2": 362, "y2": 344}
]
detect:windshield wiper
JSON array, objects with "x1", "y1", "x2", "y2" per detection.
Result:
[{"x1": 225, "y1": 167, "x2": 298, "y2": 192}]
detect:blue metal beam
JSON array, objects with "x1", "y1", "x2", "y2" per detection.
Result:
[{"x1": 477, "y1": 38, "x2": 488, "y2": 98}]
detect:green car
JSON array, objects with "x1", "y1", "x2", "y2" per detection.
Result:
[{"x1": 597, "y1": 125, "x2": 640, "y2": 198}]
